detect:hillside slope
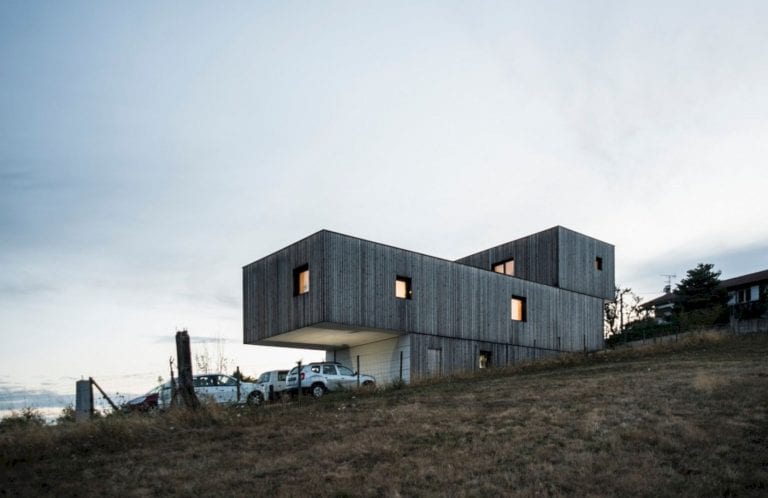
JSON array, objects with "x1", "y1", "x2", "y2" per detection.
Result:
[{"x1": 2, "y1": 333, "x2": 767, "y2": 497}]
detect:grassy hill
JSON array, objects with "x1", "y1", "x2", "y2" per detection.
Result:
[{"x1": 2, "y1": 332, "x2": 767, "y2": 497}]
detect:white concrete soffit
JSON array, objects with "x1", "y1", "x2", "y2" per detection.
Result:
[{"x1": 257, "y1": 326, "x2": 400, "y2": 350}]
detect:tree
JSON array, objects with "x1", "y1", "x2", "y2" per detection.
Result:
[
  {"x1": 194, "y1": 338, "x2": 229, "y2": 374},
  {"x1": 604, "y1": 286, "x2": 644, "y2": 337},
  {"x1": 673, "y1": 263, "x2": 726, "y2": 313},
  {"x1": 232, "y1": 367, "x2": 257, "y2": 383},
  {"x1": 673, "y1": 263, "x2": 728, "y2": 327}
]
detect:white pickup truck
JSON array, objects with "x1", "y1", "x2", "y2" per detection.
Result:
[{"x1": 251, "y1": 370, "x2": 289, "y2": 405}]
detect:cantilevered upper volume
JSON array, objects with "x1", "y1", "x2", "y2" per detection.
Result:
[{"x1": 243, "y1": 227, "x2": 614, "y2": 383}]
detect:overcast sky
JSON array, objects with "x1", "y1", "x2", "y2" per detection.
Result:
[{"x1": 2, "y1": 1, "x2": 767, "y2": 413}]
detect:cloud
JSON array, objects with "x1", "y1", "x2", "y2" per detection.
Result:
[{"x1": 0, "y1": 383, "x2": 74, "y2": 412}]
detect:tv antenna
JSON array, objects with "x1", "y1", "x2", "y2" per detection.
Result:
[{"x1": 661, "y1": 274, "x2": 676, "y2": 294}]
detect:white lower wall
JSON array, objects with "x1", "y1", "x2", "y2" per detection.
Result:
[{"x1": 326, "y1": 335, "x2": 411, "y2": 385}]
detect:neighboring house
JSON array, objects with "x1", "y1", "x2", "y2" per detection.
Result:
[
  {"x1": 722, "y1": 269, "x2": 768, "y2": 319},
  {"x1": 243, "y1": 226, "x2": 615, "y2": 384},
  {"x1": 642, "y1": 268, "x2": 768, "y2": 322},
  {"x1": 640, "y1": 292, "x2": 677, "y2": 324}
]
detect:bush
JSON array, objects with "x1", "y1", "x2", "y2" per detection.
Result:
[
  {"x1": 0, "y1": 407, "x2": 46, "y2": 431},
  {"x1": 56, "y1": 405, "x2": 76, "y2": 424}
]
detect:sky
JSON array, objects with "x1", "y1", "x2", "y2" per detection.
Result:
[{"x1": 2, "y1": 1, "x2": 767, "y2": 416}]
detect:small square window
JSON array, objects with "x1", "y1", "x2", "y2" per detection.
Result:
[
  {"x1": 493, "y1": 259, "x2": 514, "y2": 276},
  {"x1": 511, "y1": 296, "x2": 526, "y2": 322},
  {"x1": 293, "y1": 264, "x2": 309, "y2": 295},
  {"x1": 595, "y1": 257, "x2": 603, "y2": 271},
  {"x1": 395, "y1": 276, "x2": 412, "y2": 299}
]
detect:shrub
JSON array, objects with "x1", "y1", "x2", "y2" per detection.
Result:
[
  {"x1": 0, "y1": 407, "x2": 46, "y2": 431},
  {"x1": 56, "y1": 405, "x2": 76, "y2": 424}
]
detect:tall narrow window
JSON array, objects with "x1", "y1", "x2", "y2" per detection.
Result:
[
  {"x1": 595, "y1": 257, "x2": 603, "y2": 271},
  {"x1": 493, "y1": 259, "x2": 515, "y2": 276},
  {"x1": 479, "y1": 351, "x2": 492, "y2": 369},
  {"x1": 511, "y1": 296, "x2": 526, "y2": 322},
  {"x1": 293, "y1": 264, "x2": 309, "y2": 295},
  {"x1": 395, "y1": 276, "x2": 412, "y2": 299}
]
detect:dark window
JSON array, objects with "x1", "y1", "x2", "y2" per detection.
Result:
[
  {"x1": 293, "y1": 264, "x2": 309, "y2": 295},
  {"x1": 322, "y1": 365, "x2": 336, "y2": 375},
  {"x1": 595, "y1": 257, "x2": 603, "y2": 271},
  {"x1": 511, "y1": 296, "x2": 527, "y2": 322},
  {"x1": 395, "y1": 276, "x2": 412, "y2": 299},
  {"x1": 479, "y1": 351, "x2": 492, "y2": 369}
]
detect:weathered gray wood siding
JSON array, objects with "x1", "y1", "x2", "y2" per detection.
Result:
[
  {"x1": 409, "y1": 334, "x2": 565, "y2": 379},
  {"x1": 456, "y1": 226, "x2": 615, "y2": 300},
  {"x1": 242, "y1": 231, "x2": 325, "y2": 343},
  {"x1": 455, "y1": 226, "x2": 560, "y2": 287},
  {"x1": 557, "y1": 227, "x2": 615, "y2": 300},
  {"x1": 320, "y1": 230, "x2": 604, "y2": 352}
]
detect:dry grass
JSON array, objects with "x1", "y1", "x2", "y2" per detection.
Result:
[{"x1": 2, "y1": 332, "x2": 767, "y2": 497}]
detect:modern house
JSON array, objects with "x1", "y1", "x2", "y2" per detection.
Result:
[{"x1": 243, "y1": 226, "x2": 615, "y2": 384}]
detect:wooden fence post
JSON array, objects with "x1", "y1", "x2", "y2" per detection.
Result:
[{"x1": 175, "y1": 330, "x2": 200, "y2": 409}]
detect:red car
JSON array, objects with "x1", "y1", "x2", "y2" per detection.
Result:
[{"x1": 123, "y1": 386, "x2": 160, "y2": 412}]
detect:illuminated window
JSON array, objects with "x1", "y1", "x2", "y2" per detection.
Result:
[
  {"x1": 395, "y1": 276, "x2": 412, "y2": 299},
  {"x1": 595, "y1": 257, "x2": 603, "y2": 271},
  {"x1": 493, "y1": 259, "x2": 515, "y2": 276},
  {"x1": 293, "y1": 264, "x2": 309, "y2": 295},
  {"x1": 511, "y1": 296, "x2": 526, "y2": 321}
]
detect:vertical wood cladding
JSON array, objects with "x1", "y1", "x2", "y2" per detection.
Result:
[
  {"x1": 242, "y1": 231, "x2": 325, "y2": 343},
  {"x1": 244, "y1": 229, "x2": 611, "y2": 377},
  {"x1": 456, "y1": 226, "x2": 615, "y2": 300},
  {"x1": 557, "y1": 227, "x2": 615, "y2": 300},
  {"x1": 318, "y1": 231, "x2": 603, "y2": 350},
  {"x1": 456, "y1": 226, "x2": 560, "y2": 287}
]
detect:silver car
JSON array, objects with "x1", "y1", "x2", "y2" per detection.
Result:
[{"x1": 285, "y1": 362, "x2": 375, "y2": 398}]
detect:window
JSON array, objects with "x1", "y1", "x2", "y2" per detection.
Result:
[
  {"x1": 395, "y1": 275, "x2": 412, "y2": 299},
  {"x1": 218, "y1": 375, "x2": 237, "y2": 386},
  {"x1": 511, "y1": 296, "x2": 526, "y2": 321},
  {"x1": 493, "y1": 259, "x2": 515, "y2": 276},
  {"x1": 293, "y1": 264, "x2": 309, "y2": 295},
  {"x1": 322, "y1": 365, "x2": 336, "y2": 375},
  {"x1": 479, "y1": 351, "x2": 492, "y2": 369},
  {"x1": 337, "y1": 365, "x2": 355, "y2": 376},
  {"x1": 595, "y1": 257, "x2": 603, "y2": 271}
]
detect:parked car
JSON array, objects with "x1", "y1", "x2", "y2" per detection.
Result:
[
  {"x1": 285, "y1": 362, "x2": 375, "y2": 398},
  {"x1": 155, "y1": 374, "x2": 262, "y2": 408},
  {"x1": 123, "y1": 385, "x2": 161, "y2": 412},
  {"x1": 250, "y1": 370, "x2": 289, "y2": 405}
]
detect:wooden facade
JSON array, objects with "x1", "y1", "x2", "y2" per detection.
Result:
[{"x1": 243, "y1": 227, "x2": 614, "y2": 382}]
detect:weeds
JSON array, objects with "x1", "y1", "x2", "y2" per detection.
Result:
[
  {"x1": 1, "y1": 332, "x2": 767, "y2": 497},
  {"x1": 0, "y1": 407, "x2": 46, "y2": 432}
]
